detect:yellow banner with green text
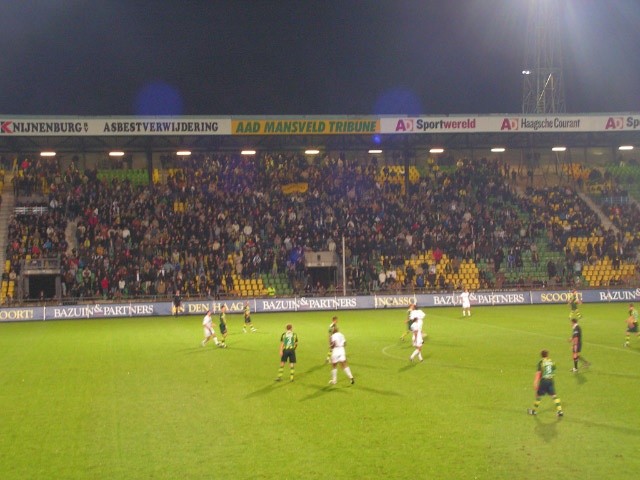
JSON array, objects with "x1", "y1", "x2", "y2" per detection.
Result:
[{"x1": 232, "y1": 119, "x2": 379, "y2": 135}]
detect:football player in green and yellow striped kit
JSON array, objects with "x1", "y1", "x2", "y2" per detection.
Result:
[
  {"x1": 242, "y1": 301, "x2": 257, "y2": 333},
  {"x1": 568, "y1": 289, "x2": 582, "y2": 320},
  {"x1": 218, "y1": 305, "x2": 228, "y2": 348},
  {"x1": 276, "y1": 324, "x2": 298, "y2": 382},
  {"x1": 624, "y1": 303, "x2": 639, "y2": 347},
  {"x1": 528, "y1": 350, "x2": 563, "y2": 417}
]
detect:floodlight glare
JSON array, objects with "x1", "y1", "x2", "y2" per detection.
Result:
[
  {"x1": 368, "y1": 149, "x2": 382, "y2": 154},
  {"x1": 522, "y1": 70, "x2": 531, "y2": 75},
  {"x1": 241, "y1": 150, "x2": 256, "y2": 155},
  {"x1": 305, "y1": 149, "x2": 320, "y2": 155},
  {"x1": 552, "y1": 146, "x2": 567, "y2": 152},
  {"x1": 40, "y1": 151, "x2": 56, "y2": 157},
  {"x1": 429, "y1": 148, "x2": 444, "y2": 154},
  {"x1": 619, "y1": 145, "x2": 634, "y2": 151},
  {"x1": 109, "y1": 151, "x2": 125, "y2": 157},
  {"x1": 176, "y1": 150, "x2": 192, "y2": 156},
  {"x1": 491, "y1": 147, "x2": 506, "y2": 153}
]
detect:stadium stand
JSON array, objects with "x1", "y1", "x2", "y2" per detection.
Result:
[{"x1": 2, "y1": 152, "x2": 639, "y2": 304}]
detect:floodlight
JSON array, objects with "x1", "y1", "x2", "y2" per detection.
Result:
[
  {"x1": 368, "y1": 149, "x2": 382, "y2": 154},
  {"x1": 305, "y1": 149, "x2": 320, "y2": 155},
  {"x1": 522, "y1": 70, "x2": 531, "y2": 75},
  {"x1": 40, "y1": 151, "x2": 56, "y2": 157},
  {"x1": 176, "y1": 150, "x2": 192, "y2": 156},
  {"x1": 619, "y1": 145, "x2": 634, "y2": 151},
  {"x1": 552, "y1": 146, "x2": 566, "y2": 152},
  {"x1": 241, "y1": 150, "x2": 256, "y2": 155},
  {"x1": 429, "y1": 148, "x2": 444, "y2": 154},
  {"x1": 109, "y1": 151, "x2": 125, "y2": 157},
  {"x1": 491, "y1": 147, "x2": 506, "y2": 153}
]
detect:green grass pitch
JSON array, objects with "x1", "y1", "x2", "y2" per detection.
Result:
[{"x1": 1, "y1": 304, "x2": 639, "y2": 479}]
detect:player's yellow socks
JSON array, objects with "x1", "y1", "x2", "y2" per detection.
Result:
[
  {"x1": 533, "y1": 397, "x2": 541, "y2": 412},
  {"x1": 553, "y1": 396, "x2": 562, "y2": 412},
  {"x1": 278, "y1": 366, "x2": 284, "y2": 378},
  {"x1": 290, "y1": 366, "x2": 294, "y2": 381},
  {"x1": 626, "y1": 332, "x2": 631, "y2": 343}
]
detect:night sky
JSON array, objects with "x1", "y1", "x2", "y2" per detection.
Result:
[{"x1": 1, "y1": 0, "x2": 639, "y2": 116}]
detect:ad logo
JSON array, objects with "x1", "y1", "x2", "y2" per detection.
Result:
[
  {"x1": 0, "y1": 121, "x2": 13, "y2": 134},
  {"x1": 500, "y1": 118, "x2": 519, "y2": 131},
  {"x1": 395, "y1": 119, "x2": 414, "y2": 132},
  {"x1": 605, "y1": 117, "x2": 624, "y2": 130}
]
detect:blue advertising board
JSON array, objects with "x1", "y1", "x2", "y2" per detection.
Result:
[{"x1": 1, "y1": 288, "x2": 639, "y2": 323}]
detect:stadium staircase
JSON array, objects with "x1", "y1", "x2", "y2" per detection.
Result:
[
  {"x1": 577, "y1": 191, "x2": 617, "y2": 233},
  {"x1": 0, "y1": 173, "x2": 16, "y2": 276},
  {"x1": 64, "y1": 220, "x2": 77, "y2": 255}
]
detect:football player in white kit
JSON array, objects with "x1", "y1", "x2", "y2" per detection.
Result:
[
  {"x1": 329, "y1": 326, "x2": 354, "y2": 385},
  {"x1": 460, "y1": 288, "x2": 471, "y2": 317},
  {"x1": 201, "y1": 310, "x2": 220, "y2": 347},
  {"x1": 408, "y1": 304, "x2": 426, "y2": 362}
]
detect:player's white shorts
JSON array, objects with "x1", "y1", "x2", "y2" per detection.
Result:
[
  {"x1": 462, "y1": 301, "x2": 471, "y2": 309},
  {"x1": 204, "y1": 326, "x2": 215, "y2": 337},
  {"x1": 413, "y1": 335, "x2": 424, "y2": 347},
  {"x1": 331, "y1": 347, "x2": 346, "y2": 364}
]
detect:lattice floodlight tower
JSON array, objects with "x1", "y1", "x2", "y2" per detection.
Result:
[{"x1": 522, "y1": 0, "x2": 566, "y2": 113}]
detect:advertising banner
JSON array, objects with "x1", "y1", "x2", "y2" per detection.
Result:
[
  {"x1": 232, "y1": 119, "x2": 379, "y2": 135},
  {"x1": 2, "y1": 114, "x2": 640, "y2": 136},
  {"x1": 532, "y1": 288, "x2": 640, "y2": 305},
  {"x1": 0, "y1": 118, "x2": 232, "y2": 136},
  {"x1": 380, "y1": 114, "x2": 640, "y2": 134},
  {"x1": 2, "y1": 288, "x2": 639, "y2": 323},
  {"x1": 256, "y1": 296, "x2": 361, "y2": 312},
  {"x1": 0, "y1": 306, "x2": 42, "y2": 322},
  {"x1": 45, "y1": 302, "x2": 163, "y2": 320}
]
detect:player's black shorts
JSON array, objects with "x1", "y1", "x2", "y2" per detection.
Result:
[
  {"x1": 628, "y1": 324, "x2": 639, "y2": 333},
  {"x1": 281, "y1": 349, "x2": 296, "y2": 363},
  {"x1": 573, "y1": 342, "x2": 582, "y2": 353},
  {"x1": 220, "y1": 324, "x2": 227, "y2": 334},
  {"x1": 244, "y1": 315, "x2": 251, "y2": 324},
  {"x1": 537, "y1": 379, "x2": 556, "y2": 397}
]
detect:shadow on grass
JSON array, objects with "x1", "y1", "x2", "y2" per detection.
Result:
[
  {"x1": 586, "y1": 370, "x2": 640, "y2": 380},
  {"x1": 297, "y1": 363, "x2": 329, "y2": 379},
  {"x1": 515, "y1": 405, "x2": 640, "y2": 437},
  {"x1": 348, "y1": 362, "x2": 378, "y2": 370},
  {"x1": 356, "y1": 385, "x2": 403, "y2": 397},
  {"x1": 398, "y1": 362, "x2": 418, "y2": 373},
  {"x1": 422, "y1": 341, "x2": 464, "y2": 348},
  {"x1": 572, "y1": 371, "x2": 588, "y2": 385},
  {"x1": 533, "y1": 415, "x2": 560, "y2": 442},
  {"x1": 245, "y1": 381, "x2": 286, "y2": 398},
  {"x1": 299, "y1": 384, "x2": 348, "y2": 402},
  {"x1": 561, "y1": 417, "x2": 640, "y2": 435},
  {"x1": 396, "y1": 354, "x2": 435, "y2": 373}
]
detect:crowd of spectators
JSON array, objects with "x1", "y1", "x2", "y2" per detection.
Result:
[{"x1": 3, "y1": 151, "x2": 639, "y2": 303}]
